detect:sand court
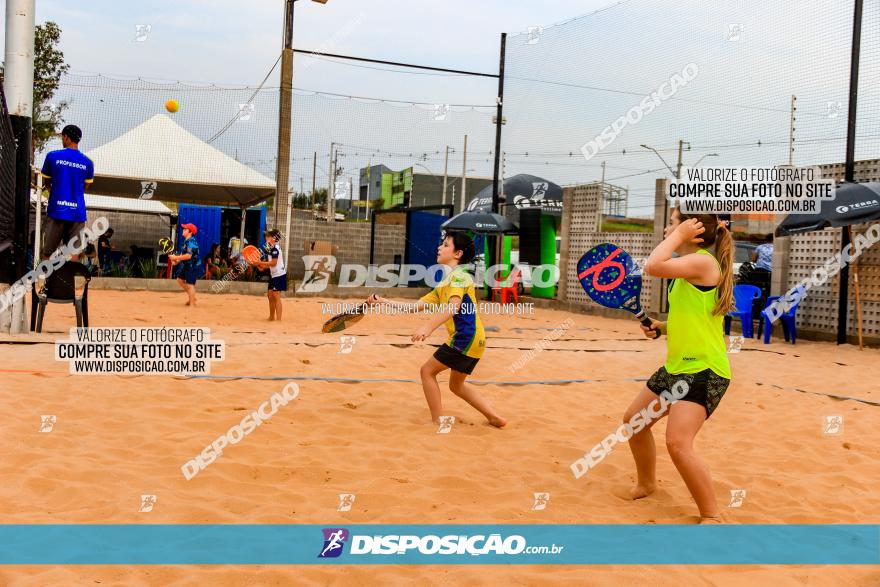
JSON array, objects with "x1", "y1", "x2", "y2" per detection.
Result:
[{"x1": 0, "y1": 290, "x2": 878, "y2": 585}]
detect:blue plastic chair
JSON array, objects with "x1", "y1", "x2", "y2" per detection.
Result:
[
  {"x1": 724, "y1": 284, "x2": 762, "y2": 338},
  {"x1": 757, "y1": 287, "x2": 804, "y2": 344}
]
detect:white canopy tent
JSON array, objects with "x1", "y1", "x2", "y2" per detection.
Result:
[
  {"x1": 85, "y1": 114, "x2": 275, "y2": 208},
  {"x1": 31, "y1": 191, "x2": 175, "y2": 215},
  {"x1": 82, "y1": 114, "x2": 279, "y2": 262},
  {"x1": 30, "y1": 189, "x2": 176, "y2": 273}
]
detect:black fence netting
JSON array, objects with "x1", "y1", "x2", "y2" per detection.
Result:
[
  {"x1": 501, "y1": 0, "x2": 880, "y2": 217},
  {"x1": 34, "y1": 1, "x2": 880, "y2": 224},
  {"x1": 47, "y1": 69, "x2": 497, "y2": 212},
  {"x1": 0, "y1": 82, "x2": 16, "y2": 249}
]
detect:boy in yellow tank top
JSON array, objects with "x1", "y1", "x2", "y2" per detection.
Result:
[
  {"x1": 624, "y1": 209, "x2": 734, "y2": 523},
  {"x1": 369, "y1": 232, "x2": 506, "y2": 428}
]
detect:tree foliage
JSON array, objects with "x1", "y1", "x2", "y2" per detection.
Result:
[
  {"x1": 292, "y1": 188, "x2": 328, "y2": 209},
  {"x1": 33, "y1": 22, "x2": 70, "y2": 154}
]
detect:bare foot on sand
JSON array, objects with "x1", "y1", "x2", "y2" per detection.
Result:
[
  {"x1": 630, "y1": 482, "x2": 656, "y2": 500},
  {"x1": 699, "y1": 515, "x2": 724, "y2": 524},
  {"x1": 488, "y1": 417, "x2": 507, "y2": 428}
]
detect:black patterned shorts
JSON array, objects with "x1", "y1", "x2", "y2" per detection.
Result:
[{"x1": 646, "y1": 366, "x2": 730, "y2": 418}]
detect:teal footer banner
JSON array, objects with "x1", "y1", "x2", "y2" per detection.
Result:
[{"x1": 0, "y1": 525, "x2": 877, "y2": 564}]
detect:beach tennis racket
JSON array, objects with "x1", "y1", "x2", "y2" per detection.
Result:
[
  {"x1": 240, "y1": 245, "x2": 262, "y2": 265},
  {"x1": 577, "y1": 243, "x2": 660, "y2": 338},
  {"x1": 159, "y1": 238, "x2": 174, "y2": 278},
  {"x1": 321, "y1": 295, "x2": 378, "y2": 333}
]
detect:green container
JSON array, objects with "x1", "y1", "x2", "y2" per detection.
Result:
[
  {"x1": 482, "y1": 235, "x2": 513, "y2": 298},
  {"x1": 530, "y1": 214, "x2": 557, "y2": 298}
]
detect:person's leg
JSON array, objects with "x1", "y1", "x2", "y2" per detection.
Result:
[
  {"x1": 623, "y1": 387, "x2": 669, "y2": 499},
  {"x1": 180, "y1": 272, "x2": 195, "y2": 304},
  {"x1": 186, "y1": 283, "x2": 197, "y2": 306},
  {"x1": 41, "y1": 217, "x2": 64, "y2": 260},
  {"x1": 61, "y1": 222, "x2": 85, "y2": 262},
  {"x1": 267, "y1": 290, "x2": 276, "y2": 320},
  {"x1": 448, "y1": 370, "x2": 507, "y2": 428},
  {"x1": 274, "y1": 291, "x2": 283, "y2": 320},
  {"x1": 665, "y1": 400, "x2": 718, "y2": 520},
  {"x1": 419, "y1": 357, "x2": 447, "y2": 423}
]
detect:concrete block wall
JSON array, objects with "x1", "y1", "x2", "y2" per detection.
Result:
[
  {"x1": 561, "y1": 169, "x2": 880, "y2": 342},
  {"x1": 562, "y1": 185, "x2": 602, "y2": 234},
  {"x1": 561, "y1": 231, "x2": 656, "y2": 308},
  {"x1": 272, "y1": 214, "x2": 407, "y2": 280},
  {"x1": 785, "y1": 223, "x2": 880, "y2": 338},
  {"x1": 790, "y1": 160, "x2": 880, "y2": 341},
  {"x1": 559, "y1": 183, "x2": 657, "y2": 310}
]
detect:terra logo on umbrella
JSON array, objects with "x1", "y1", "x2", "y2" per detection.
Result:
[{"x1": 465, "y1": 174, "x2": 562, "y2": 223}]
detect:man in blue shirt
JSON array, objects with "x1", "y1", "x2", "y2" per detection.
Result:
[
  {"x1": 40, "y1": 125, "x2": 94, "y2": 260},
  {"x1": 752, "y1": 234, "x2": 774, "y2": 272}
]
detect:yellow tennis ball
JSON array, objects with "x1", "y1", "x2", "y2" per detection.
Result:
[{"x1": 165, "y1": 99, "x2": 180, "y2": 113}]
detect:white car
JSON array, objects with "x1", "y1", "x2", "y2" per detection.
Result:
[{"x1": 733, "y1": 242, "x2": 758, "y2": 276}]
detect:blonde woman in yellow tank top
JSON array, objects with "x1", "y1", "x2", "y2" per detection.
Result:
[{"x1": 623, "y1": 208, "x2": 735, "y2": 523}]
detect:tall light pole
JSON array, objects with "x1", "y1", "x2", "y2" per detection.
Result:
[
  {"x1": 491, "y1": 33, "x2": 506, "y2": 215},
  {"x1": 838, "y1": 0, "x2": 864, "y2": 345},
  {"x1": 442, "y1": 145, "x2": 449, "y2": 205},
  {"x1": 693, "y1": 153, "x2": 719, "y2": 167},
  {"x1": 641, "y1": 143, "x2": 715, "y2": 177},
  {"x1": 3, "y1": 0, "x2": 35, "y2": 334},
  {"x1": 676, "y1": 140, "x2": 691, "y2": 180},
  {"x1": 276, "y1": 0, "x2": 329, "y2": 273},
  {"x1": 461, "y1": 134, "x2": 468, "y2": 214},
  {"x1": 275, "y1": 0, "x2": 295, "y2": 228},
  {"x1": 326, "y1": 141, "x2": 335, "y2": 219},
  {"x1": 413, "y1": 162, "x2": 440, "y2": 203},
  {"x1": 641, "y1": 140, "x2": 691, "y2": 179},
  {"x1": 640, "y1": 143, "x2": 678, "y2": 178},
  {"x1": 789, "y1": 95, "x2": 797, "y2": 167}
]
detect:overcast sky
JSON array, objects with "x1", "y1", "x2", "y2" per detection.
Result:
[
  {"x1": 4, "y1": 0, "x2": 875, "y2": 217},
  {"x1": 11, "y1": 0, "x2": 609, "y2": 94}
]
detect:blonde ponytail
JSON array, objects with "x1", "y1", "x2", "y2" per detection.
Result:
[{"x1": 712, "y1": 222, "x2": 735, "y2": 316}]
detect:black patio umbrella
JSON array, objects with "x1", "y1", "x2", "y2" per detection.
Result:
[
  {"x1": 776, "y1": 182, "x2": 880, "y2": 236},
  {"x1": 466, "y1": 173, "x2": 563, "y2": 223},
  {"x1": 775, "y1": 181, "x2": 880, "y2": 346},
  {"x1": 441, "y1": 211, "x2": 518, "y2": 235}
]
